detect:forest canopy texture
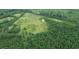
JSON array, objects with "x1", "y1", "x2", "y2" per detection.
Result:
[{"x1": 0, "y1": 9, "x2": 79, "y2": 49}]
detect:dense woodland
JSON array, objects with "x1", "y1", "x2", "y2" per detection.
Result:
[{"x1": 0, "y1": 9, "x2": 79, "y2": 48}]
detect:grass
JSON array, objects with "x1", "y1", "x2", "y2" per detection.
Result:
[{"x1": 10, "y1": 13, "x2": 48, "y2": 34}]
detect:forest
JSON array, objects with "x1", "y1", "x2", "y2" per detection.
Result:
[{"x1": 0, "y1": 9, "x2": 79, "y2": 49}]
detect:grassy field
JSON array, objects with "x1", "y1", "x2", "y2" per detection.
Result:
[
  {"x1": 12, "y1": 13, "x2": 48, "y2": 34},
  {"x1": 0, "y1": 9, "x2": 79, "y2": 49}
]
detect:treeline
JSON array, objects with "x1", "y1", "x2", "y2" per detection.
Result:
[
  {"x1": 0, "y1": 9, "x2": 31, "y2": 18},
  {"x1": 30, "y1": 9, "x2": 78, "y2": 20}
]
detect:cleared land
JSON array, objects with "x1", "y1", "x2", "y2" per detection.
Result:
[{"x1": 12, "y1": 13, "x2": 48, "y2": 34}]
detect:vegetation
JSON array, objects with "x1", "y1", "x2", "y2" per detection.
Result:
[{"x1": 0, "y1": 9, "x2": 79, "y2": 49}]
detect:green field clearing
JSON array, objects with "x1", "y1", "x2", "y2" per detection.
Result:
[{"x1": 12, "y1": 13, "x2": 48, "y2": 34}]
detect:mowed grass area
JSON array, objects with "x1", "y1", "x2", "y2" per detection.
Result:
[
  {"x1": 0, "y1": 10, "x2": 79, "y2": 49},
  {"x1": 12, "y1": 13, "x2": 48, "y2": 34}
]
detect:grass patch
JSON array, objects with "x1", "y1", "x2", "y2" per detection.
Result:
[{"x1": 12, "y1": 13, "x2": 48, "y2": 34}]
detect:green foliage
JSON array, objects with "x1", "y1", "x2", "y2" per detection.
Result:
[{"x1": 0, "y1": 9, "x2": 79, "y2": 49}]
